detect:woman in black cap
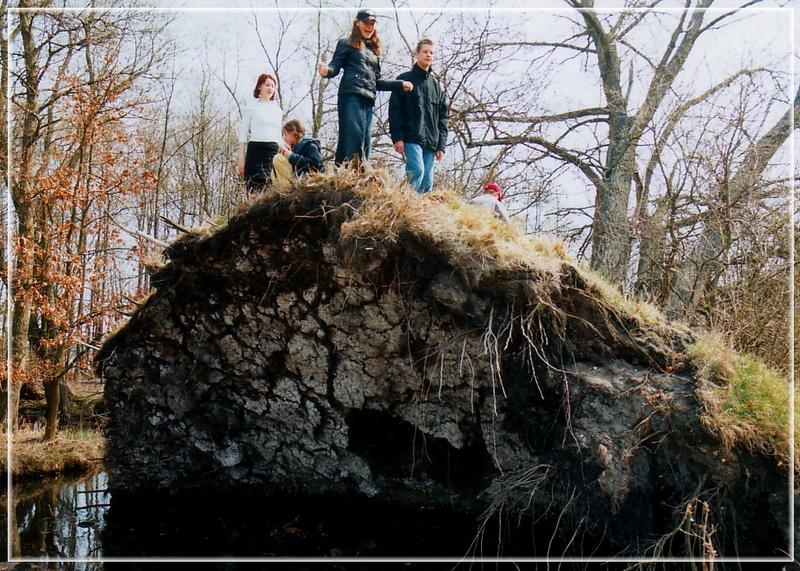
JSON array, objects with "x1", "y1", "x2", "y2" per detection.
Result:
[{"x1": 317, "y1": 9, "x2": 413, "y2": 168}]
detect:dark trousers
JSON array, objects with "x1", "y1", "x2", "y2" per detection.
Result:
[
  {"x1": 244, "y1": 141, "x2": 279, "y2": 192},
  {"x1": 335, "y1": 94, "x2": 374, "y2": 166}
]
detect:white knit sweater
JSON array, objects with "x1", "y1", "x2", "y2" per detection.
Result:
[{"x1": 238, "y1": 99, "x2": 283, "y2": 144}]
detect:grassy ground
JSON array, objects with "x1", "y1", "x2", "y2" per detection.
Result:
[
  {"x1": 0, "y1": 426, "x2": 105, "y2": 479},
  {"x1": 689, "y1": 332, "x2": 796, "y2": 470}
]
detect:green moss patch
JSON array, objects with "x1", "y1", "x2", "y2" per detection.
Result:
[{"x1": 689, "y1": 332, "x2": 795, "y2": 469}]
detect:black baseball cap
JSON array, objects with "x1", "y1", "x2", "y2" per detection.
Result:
[{"x1": 356, "y1": 9, "x2": 378, "y2": 22}]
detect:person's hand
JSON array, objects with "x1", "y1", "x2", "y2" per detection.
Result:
[
  {"x1": 435, "y1": 150, "x2": 444, "y2": 161},
  {"x1": 393, "y1": 141, "x2": 405, "y2": 156},
  {"x1": 279, "y1": 144, "x2": 292, "y2": 157},
  {"x1": 317, "y1": 62, "x2": 329, "y2": 77},
  {"x1": 237, "y1": 159, "x2": 244, "y2": 177},
  {"x1": 401, "y1": 81, "x2": 413, "y2": 92}
]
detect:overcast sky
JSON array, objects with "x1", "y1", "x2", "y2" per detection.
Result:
[{"x1": 163, "y1": 1, "x2": 794, "y2": 109}]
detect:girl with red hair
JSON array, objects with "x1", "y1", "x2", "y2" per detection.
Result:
[{"x1": 238, "y1": 72, "x2": 283, "y2": 192}]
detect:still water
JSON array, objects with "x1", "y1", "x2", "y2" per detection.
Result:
[
  {"x1": 3, "y1": 471, "x2": 106, "y2": 569},
  {"x1": 2, "y1": 470, "x2": 512, "y2": 567}
]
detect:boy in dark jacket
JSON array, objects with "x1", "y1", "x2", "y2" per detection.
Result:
[
  {"x1": 388, "y1": 38, "x2": 448, "y2": 194},
  {"x1": 273, "y1": 119, "x2": 323, "y2": 184}
]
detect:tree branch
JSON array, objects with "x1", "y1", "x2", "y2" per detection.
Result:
[
  {"x1": 627, "y1": 0, "x2": 714, "y2": 150},
  {"x1": 699, "y1": 0, "x2": 765, "y2": 33},
  {"x1": 463, "y1": 107, "x2": 608, "y2": 125},
  {"x1": 642, "y1": 68, "x2": 765, "y2": 205},
  {"x1": 487, "y1": 41, "x2": 596, "y2": 54},
  {"x1": 467, "y1": 135, "x2": 604, "y2": 190}
]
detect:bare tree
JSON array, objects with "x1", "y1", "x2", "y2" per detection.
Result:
[
  {"x1": 457, "y1": 0, "x2": 792, "y2": 284},
  {"x1": 6, "y1": 3, "x2": 173, "y2": 434},
  {"x1": 664, "y1": 82, "x2": 799, "y2": 315}
]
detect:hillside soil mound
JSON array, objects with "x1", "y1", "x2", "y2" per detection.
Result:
[{"x1": 96, "y1": 171, "x2": 793, "y2": 558}]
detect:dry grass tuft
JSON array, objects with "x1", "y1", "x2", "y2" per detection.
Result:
[
  {"x1": 2, "y1": 426, "x2": 105, "y2": 479},
  {"x1": 344, "y1": 183, "x2": 568, "y2": 275},
  {"x1": 275, "y1": 170, "x2": 665, "y2": 312},
  {"x1": 167, "y1": 168, "x2": 671, "y2": 334},
  {"x1": 255, "y1": 168, "x2": 569, "y2": 276},
  {"x1": 580, "y1": 265, "x2": 667, "y2": 326},
  {"x1": 689, "y1": 331, "x2": 796, "y2": 470}
]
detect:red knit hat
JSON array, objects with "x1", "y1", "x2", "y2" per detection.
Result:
[{"x1": 484, "y1": 182, "x2": 502, "y2": 200}]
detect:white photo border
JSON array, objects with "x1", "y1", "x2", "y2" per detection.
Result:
[{"x1": 4, "y1": 3, "x2": 795, "y2": 565}]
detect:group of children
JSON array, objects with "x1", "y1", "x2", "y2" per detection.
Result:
[{"x1": 238, "y1": 9, "x2": 508, "y2": 221}]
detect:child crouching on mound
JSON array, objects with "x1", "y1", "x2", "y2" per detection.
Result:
[
  {"x1": 273, "y1": 119, "x2": 324, "y2": 184},
  {"x1": 468, "y1": 182, "x2": 510, "y2": 222}
]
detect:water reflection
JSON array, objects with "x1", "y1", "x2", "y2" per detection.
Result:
[
  {"x1": 5, "y1": 471, "x2": 541, "y2": 564},
  {"x1": 2, "y1": 471, "x2": 106, "y2": 568},
  {"x1": 4, "y1": 471, "x2": 488, "y2": 562},
  {"x1": 101, "y1": 488, "x2": 483, "y2": 558}
]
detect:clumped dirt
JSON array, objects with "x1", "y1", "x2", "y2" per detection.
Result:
[{"x1": 96, "y1": 176, "x2": 792, "y2": 558}]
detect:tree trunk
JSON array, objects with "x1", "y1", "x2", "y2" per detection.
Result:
[
  {"x1": 44, "y1": 379, "x2": 60, "y2": 440},
  {"x1": 634, "y1": 200, "x2": 669, "y2": 300},
  {"x1": 574, "y1": 2, "x2": 633, "y2": 283},
  {"x1": 6, "y1": 1, "x2": 39, "y2": 427},
  {"x1": 591, "y1": 132, "x2": 634, "y2": 282},
  {"x1": 588, "y1": 95, "x2": 635, "y2": 283},
  {"x1": 5, "y1": 301, "x2": 31, "y2": 426},
  {"x1": 587, "y1": 0, "x2": 714, "y2": 284},
  {"x1": 0, "y1": 0, "x2": 7, "y2": 182}
]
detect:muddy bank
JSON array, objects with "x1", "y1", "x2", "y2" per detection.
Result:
[{"x1": 2, "y1": 428, "x2": 104, "y2": 481}]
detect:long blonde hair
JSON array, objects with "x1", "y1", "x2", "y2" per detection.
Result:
[{"x1": 347, "y1": 21, "x2": 382, "y2": 57}]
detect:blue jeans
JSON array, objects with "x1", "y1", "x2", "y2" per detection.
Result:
[
  {"x1": 335, "y1": 94, "x2": 374, "y2": 165},
  {"x1": 404, "y1": 143, "x2": 435, "y2": 194}
]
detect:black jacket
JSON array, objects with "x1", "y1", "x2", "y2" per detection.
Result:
[
  {"x1": 388, "y1": 64, "x2": 448, "y2": 152},
  {"x1": 326, "y1": 38, "x2": 404, "y2": 101},
  {"x1": 288, "y1": 137, "x2": 323, "y2": 176}
]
